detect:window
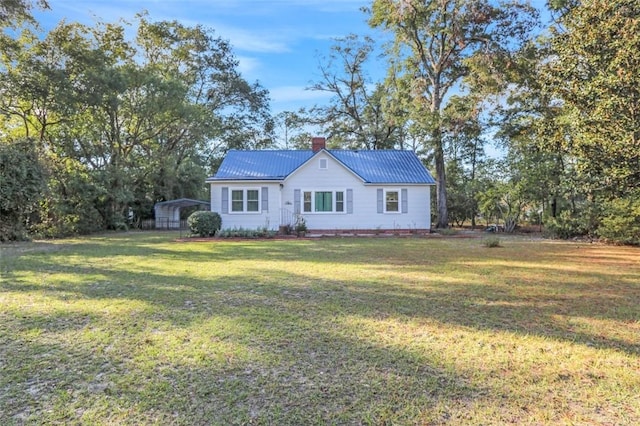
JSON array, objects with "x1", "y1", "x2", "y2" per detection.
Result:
[
  {"x1": 335, "y1": 191, "x2": 344, "y2": 212},
  {"x1": 303, "y1": 191, "x2": 312, "y2": 212},
  {"x1": 302, "y1": 190, "x2": 345, "y2": 213},
  {"x1": 230, "y1": 188, "x2": 261, "y2": 213},
  {"x1": 315, "y1": 191, "x2": 332, "y2": 212},
  {"x1": 386, "y1": 190, "x2": 399, "y2": 212},
  {"x1": 319, "y1": 158, "x2": 328, "y2": 169},
  {"x1": 247, "y1": 189, "x2": 259, "y2": 212},
  {"x1": 231, "y1": 190, "x2": 244, "y2": 212}
]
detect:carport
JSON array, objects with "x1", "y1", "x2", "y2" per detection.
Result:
[{"x1": 153, "y1": 198, "x2": 210, "y2": 229}]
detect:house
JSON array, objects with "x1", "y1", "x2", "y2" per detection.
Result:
[{"x1": 206, "y1": 138, "x2": 436, "y2": 233}]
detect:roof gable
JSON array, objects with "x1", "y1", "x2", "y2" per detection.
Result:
[{"x1": 207, "y1": 149, "x2": 435, "y2": 185}]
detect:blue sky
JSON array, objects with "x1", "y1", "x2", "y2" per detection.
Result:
[{"x1": 34, "y1": 0, "x2": 381, "y2": 116}]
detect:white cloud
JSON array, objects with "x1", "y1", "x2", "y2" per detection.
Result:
[
  {"x1": 212, "y1": 25, "x2": 291, "y2": 53},
  {"x1": 236, "y1": 55, "x2": 262, "y2": 76},
  {"x1": 270, "y1": 85, "x2": 332, "y2": 104}
]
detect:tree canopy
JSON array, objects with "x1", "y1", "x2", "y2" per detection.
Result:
[{"x1": 0, "y1": 13, "x2": 272, "y2": 236}]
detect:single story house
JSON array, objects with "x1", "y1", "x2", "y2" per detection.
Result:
[{"x1": 206, "y1": 138, "x2": 436, "y2": 233}]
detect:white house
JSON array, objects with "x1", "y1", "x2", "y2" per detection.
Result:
[{"x1": 206, "y1": 138, "x2": 436, "y2": 233}]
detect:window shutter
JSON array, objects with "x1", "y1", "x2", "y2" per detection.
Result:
[
  {"x1": 346, "y1": 189, "x2": 353, "y2": 214},
  {"x1": 401, "y1": 188, "x2": 408, "y2": 213},
  {"x1": 377, "y1": 189, "x2": 383, "y2": 214},
  {"x1": 261, "y1": 187, "x2": 268, "y2": 211},
  {"x1": 221, "y1": 187, "x2": 229, "y2": 214},
  {"x1": 294, "y1": 189, "x2": 301, "y2": 214}
]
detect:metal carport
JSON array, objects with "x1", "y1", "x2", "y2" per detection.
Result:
[{"x1": 153, "y1": 198, "x2": 210, "y2": 229}]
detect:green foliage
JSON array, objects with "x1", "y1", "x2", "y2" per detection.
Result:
[
  {"x1": 482, "y1": 236, "x2": 501, "y2": 248},
  {"x1": 597, "y1": 193, "x2": 640, "y2": 245},
  {"x1": 544, "y1": 210, "x2": 592, "y2": 240},
  {"x1": 545, "y1": 0, "x2": 640, "y2": 196},
  {"x1": 0, "y1": 15, "x2": 272, "y2": 235},
  {"x1": 187, "y1": 211, "x2": 221, "y2": 237},
  {"x1": 217, "y1": 226, "x2": 276, "y2": 239},
  {"x1": 0, "y1": 139, "x2": 45, "y2": 241}
]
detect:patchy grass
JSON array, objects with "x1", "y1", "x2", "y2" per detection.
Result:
[{"x1": 1, "y1": 232, "x2": 639, "y2": 425}]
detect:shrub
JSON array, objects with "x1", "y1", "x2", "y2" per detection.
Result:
[
  {"x1": 482, "y1": 236, "x2": 501, "y2": 248},
  {"x1": 218, "y1": 226, "x2": 276, "y2": 239},
  {"x1": 187, "y1": 211, "x2": 221, "y2": 237},
  {"x1": 597, "y1": 193, "x2": 640, "y2": 245},
  {"x1": 294, "y1": 216, "x2": 307, "y2": 235},
  {"x1": 544, "y1": 210, "x2": 591, "y2": 239}
]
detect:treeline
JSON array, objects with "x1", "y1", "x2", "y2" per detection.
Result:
[
  {"x1": 1, "y1": 1, "x2": 639, "y2": 244},
  {"x1": 1, "y1": 9, "x2": 273, "y2": 239}
]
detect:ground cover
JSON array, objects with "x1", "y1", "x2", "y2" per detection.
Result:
[{"x1": 1, "y1": 232, "x2": 639, "y2": 424}]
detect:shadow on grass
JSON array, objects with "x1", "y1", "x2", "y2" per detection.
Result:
[
  {"x1": 2, "y1": 235, "x2": 640, "y2": 422},
  {"x1": 3, "y1": 239, "x2": 639, "y2": 357}
]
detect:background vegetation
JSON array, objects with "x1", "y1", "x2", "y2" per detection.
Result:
[{"x1": 1, "y1": 0, "x2": 639, "y2": 244}]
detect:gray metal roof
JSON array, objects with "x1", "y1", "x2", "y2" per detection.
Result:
[
  {"x1": 207, "y1": 149, "x2": 436, "y2": 184},
  {"x1": 154, "y1": 198, "x2": 210, "y2": 209}
]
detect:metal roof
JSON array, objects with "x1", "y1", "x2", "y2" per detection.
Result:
[
  {"x1": 329, "y1": 150, "x2": 435, "y2": 184},
  {"x1": 209, "y1": 150, "x2": 314, "y2": 181},
  {"x1": 154, "y1": 198, "x2": 210, "y2": 209},
  {"x1": 207, "y1": 149, "x2": 436, "y2": 185}
]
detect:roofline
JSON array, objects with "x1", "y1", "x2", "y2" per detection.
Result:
[
  {"x1": 206, "y1": 178, "x2": 284, "y2": 183},
  {"x1": 153, "y1": 198, "x2": 209, "y2": 207},
  {"x1": 283, "y1": 148, "x2": 366, "y2": 183},
  {"x1": 362, "y1": 182, "x2": 436, "y2": 186}
]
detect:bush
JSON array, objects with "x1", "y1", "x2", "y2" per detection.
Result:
[
  {"x1": 482, "y1": 236, "x2": 501, "y2": 248},
  {"x1": 218, "y1": 226, "x2": 276, "y2": 239},
  {"x1": 187, "y1": 211, "x2": 221, "y2": 237},
  {"x1": 544, "y1": 209, "x2": 591, "y2": 239},
  {"x1": 597, "y1": 194, "x2": 640, "y2": 245}
]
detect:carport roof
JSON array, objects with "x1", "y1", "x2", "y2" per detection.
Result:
[{"x1": 154, "y1": 198, "x2": 209, "y2": 209}]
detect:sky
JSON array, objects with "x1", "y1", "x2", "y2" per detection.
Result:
[{"x1": 33, "y1": 0, "x2": 383, "y2": 116}]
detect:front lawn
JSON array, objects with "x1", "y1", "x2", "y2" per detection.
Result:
[{"x1": 1, "y1": 233, "x2": 639, "y2": 424}]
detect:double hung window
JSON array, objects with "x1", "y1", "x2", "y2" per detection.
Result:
[
  {"x1": 385, "y1": 190, "x2": 399, "y2": 213},
  {"x1": 231, "y1": 189, "x2": 260, "y2": 213}
]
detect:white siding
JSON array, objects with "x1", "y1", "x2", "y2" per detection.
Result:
[
  {"x1": 210, "y1": 182, "x2": 281, "y2": 231},
  {"x1": 283, "y1": 152, "x2": 432, "y2": 231}
]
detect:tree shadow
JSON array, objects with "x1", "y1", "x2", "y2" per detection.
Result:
[{"x1": 2, "y1": 236, "x2": 639, "y2": 422}]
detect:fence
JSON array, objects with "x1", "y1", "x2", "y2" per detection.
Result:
[{"x1": 137, "y1": 219, "x2": 189, "y2": 230}]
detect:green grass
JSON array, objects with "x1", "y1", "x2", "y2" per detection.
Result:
[{"x1": 1, "y1": 232, "x2": 639, "y2": 425}]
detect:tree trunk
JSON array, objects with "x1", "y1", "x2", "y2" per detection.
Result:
[{"x1": 434, "y1": 132, "x2": 448, "y2": 228}]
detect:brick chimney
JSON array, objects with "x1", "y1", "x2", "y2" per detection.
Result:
[{"x1": 312, "y1": 137, "x2": 326, "y2": 152}]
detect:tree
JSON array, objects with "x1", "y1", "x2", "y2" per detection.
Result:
[
  {"x1": 544, "y1": 0, "x2": 640, "y2": 198},
  {"x1": 306, "y1": 35, "x2": 404, "y2": 149},
  {"x1": 368, "y1": 0, "x2": 538, "y2": 228},
  {"x1": 442, "y1": 95, "x2": 485, "y2": 227},
  {"x1": 0, "y1": 0, "x2": 48, "y2": 26},
  {"x1": 0, "y1": 139, "x2": 45, "y2": 240},
  {"x1": 0, "y1": 15, "x2": 272, "y2": 234}
]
